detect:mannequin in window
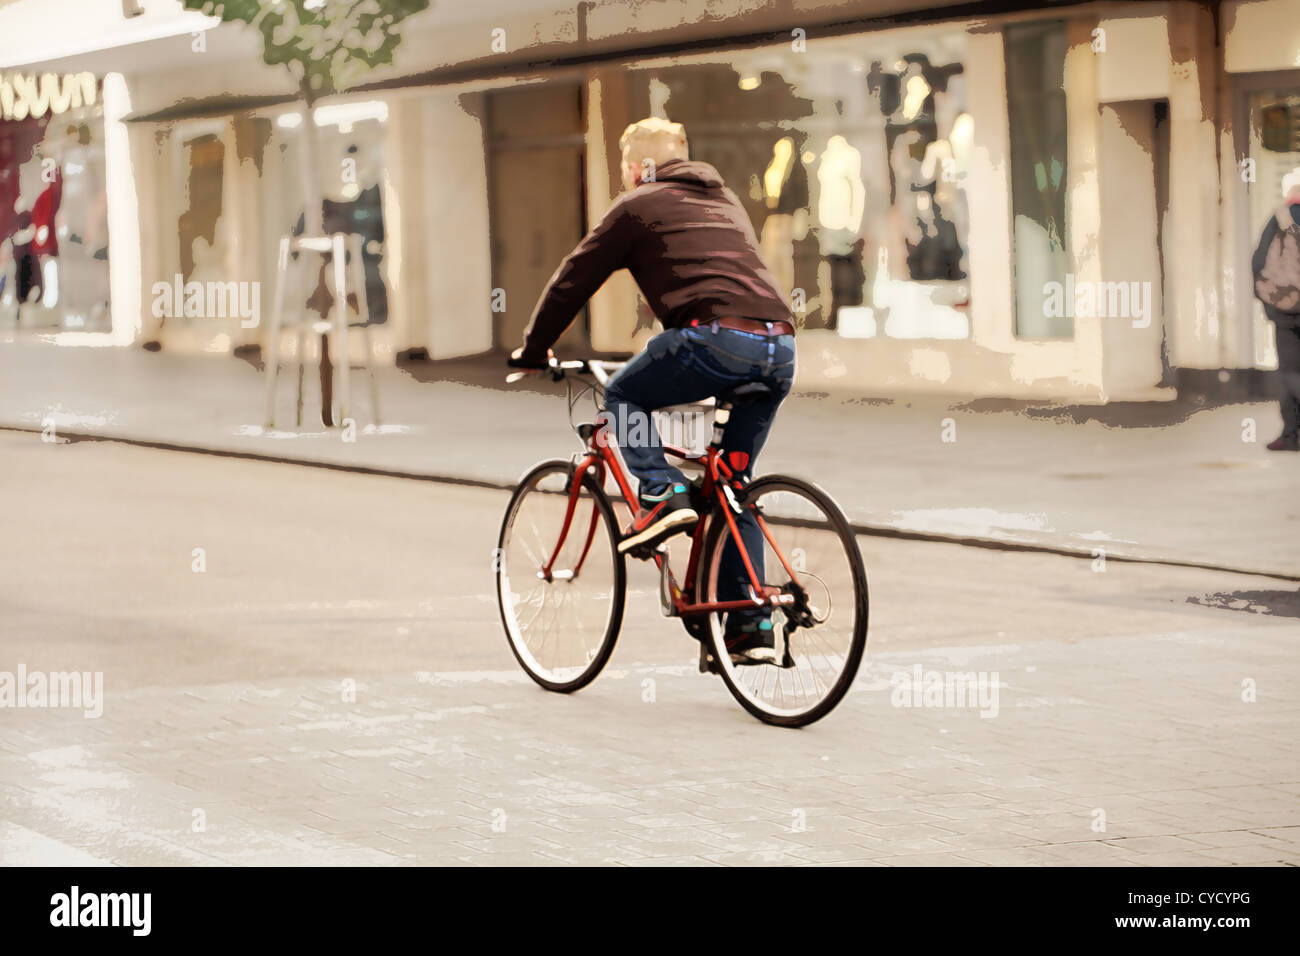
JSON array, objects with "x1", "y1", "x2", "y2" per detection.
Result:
[
  {"x1": 815, "y1": 134, "x2": 866, "y2": 330},
  {"x1": 759, "y1": 135, "x2": 809, "y2": 306}
]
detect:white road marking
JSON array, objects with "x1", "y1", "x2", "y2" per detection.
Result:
[{"x1": 0, "y1": 822, "x2": 116, "y2": 867}]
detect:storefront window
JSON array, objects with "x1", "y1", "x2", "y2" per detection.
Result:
[
  {"x1": 624, "y1": 28, "x2": 971, "y2": 339},
  {"x1": 1006, "y1": 20, "x2": 1069, "y2": 339},
  {"x1": 264, "y1": 103, "x2": 389, "y2": 328},
  {"x1": 153, "y1": 103, "x2": 390, "y2": 350},
  {"x1": 177, "y1": 128, "x2": 226, "y2": 288},
  {"x1": 0, "y1": 74, "x2": 110, "y2": 332},
  {"x1": 146, "y1": 119, "x2": 234, "y2": 348}
]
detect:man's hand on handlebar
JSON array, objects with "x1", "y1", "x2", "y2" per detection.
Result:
[
  {"x1": 504, "y1": 353, "x2": 616, "y2": 387},
  {"x1": 506, "y1": 346, "x2": 557, "y2": 383},
  {"x1": 507, "y1": 346, "x2": 553, "y2": 373}
]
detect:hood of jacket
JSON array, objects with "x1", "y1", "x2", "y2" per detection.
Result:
[{"x1": 651, "y1": 159, "x2": 724, "y2": 190}]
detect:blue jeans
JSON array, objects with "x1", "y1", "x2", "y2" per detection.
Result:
[{"x1": 603, "y1": 324, "x2": 796, "y2": 626}]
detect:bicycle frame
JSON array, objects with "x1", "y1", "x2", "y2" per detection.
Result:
[{"x1": 541, "y1": 420, "x2": 800, "y2": 619}]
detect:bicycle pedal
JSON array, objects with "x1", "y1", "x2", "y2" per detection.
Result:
[
  {"x1": 625, "y1": 541, "x2": 659, "y2": 561},
  {"x1": 698, "y1": 645, "x2": 720, "y2": 675}
]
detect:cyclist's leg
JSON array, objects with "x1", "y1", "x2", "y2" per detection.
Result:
[
  {"x1": 716, "y1": 388, "x2": 790, "y2": 625},
  {"x1": 715, "y1": 351, "x2": 796, "y2": 628},
  {"x1": 603, "y1": 328, "x2": 719, "y2": 496}
]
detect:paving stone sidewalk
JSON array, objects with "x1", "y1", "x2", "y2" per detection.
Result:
[
  {"x1": 2, "y1": 625, "x2": 1296, "y2": 866},
  {"x1": 1, "y1": 341, "x2": 1297, "y2": 577}
]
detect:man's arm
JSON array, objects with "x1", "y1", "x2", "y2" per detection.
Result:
[
  {"x1": 1252, "y1": 215, "x2": 1281, "y2": 298},
  {"x1": 519, "y1": 195, "x2": 638, "y2": 361}
]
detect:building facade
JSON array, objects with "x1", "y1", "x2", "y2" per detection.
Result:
[{"x1": 1, "y1": 0, "x2": 1298, "y2": 401}]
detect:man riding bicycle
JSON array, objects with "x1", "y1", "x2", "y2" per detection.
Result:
[{"x1": 509, "y1": 118, "x2": 797, "y2": 663}]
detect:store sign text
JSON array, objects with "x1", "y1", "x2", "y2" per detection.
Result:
[{"x1": 0, "y1": 72, "x2": 97, "y2": 122}]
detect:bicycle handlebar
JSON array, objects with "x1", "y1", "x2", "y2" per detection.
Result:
[{"x1": 505, "y1": 357, "x2": 622, "y2": 386}]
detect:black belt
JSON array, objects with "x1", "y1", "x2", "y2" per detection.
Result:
[{"x1": 690, "y1": 315, "x2": 795, "y2": 337}]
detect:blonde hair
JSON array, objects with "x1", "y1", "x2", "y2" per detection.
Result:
[{"x1": 619, "y1": 117, "x2": 689, "y2": 167}]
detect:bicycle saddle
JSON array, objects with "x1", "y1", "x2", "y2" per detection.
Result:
[{"x1": 717, "y1": 382, "x2": 775, "y2": 407}]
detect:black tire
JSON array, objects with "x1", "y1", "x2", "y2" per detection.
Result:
[
  {"x1": 496, "y1": 459, "x2": 626, "y2": 693},
  {"x1": 697, "y1": 474, "x2": 869, "y2": 727}
]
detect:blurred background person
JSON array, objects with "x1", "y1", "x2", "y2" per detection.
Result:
[{"x1": 1251, "y1": 166, "x2": 1300, "y2": 452}]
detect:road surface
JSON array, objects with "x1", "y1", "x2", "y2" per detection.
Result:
[{"x1": 1, "y1": 432, "x2": 1296, "y2": 865}]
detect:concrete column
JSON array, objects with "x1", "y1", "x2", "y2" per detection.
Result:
[
  {"x1": 1218, "y1": 68, "x2": 1252, "y2": 371},
  {"x1": 1098, "y1": 101, "x2": 1164, "y2": 393},
  {"x1": 1062, "y1": 16, "x2": 1106, "y2": 393},
  {"x1": 382, "y1": 93, "x2": 424, "y2": 356},
  {"x1": 421, "y1": 89, "x2": 493, "y2": 359},
  {"x1": 1219, "y1": 66, "x2": 1258, "y2": 371},
  {"x1": 131, "y1": 112, "x2": 166, "y2": 344},
  {"x1": 585, "y1": 67, "x2": 640, "y2": 353},
  {"x1": 1165, "y1": 3, "x2": 1223, "y2": 370},
  {"x1": 963, "y1": 26, "x2": 1014, "y2": 351},
  {"x1": 102, "y1": 71, "x2": 143, "y2": 345},
  {"x1": 227, "y1": 115, "x2": 264, "y2": 350}
]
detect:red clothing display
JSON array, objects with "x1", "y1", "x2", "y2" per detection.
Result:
[{"x1": 29, "y1": 169, "x2": 61, "y2": 256}]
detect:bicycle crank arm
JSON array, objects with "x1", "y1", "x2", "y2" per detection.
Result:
[{"x1": 779, "y1": 622, "x2": 798, "y2": 669}]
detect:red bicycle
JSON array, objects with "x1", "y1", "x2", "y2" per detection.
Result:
[{"x1": 496, "y1": 358, "x2": 868, "y2": 727}]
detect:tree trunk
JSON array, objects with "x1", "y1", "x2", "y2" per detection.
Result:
[
  {"x1": 297, "y1": 88, "x2": 334, "y2": 426},
  {"x1": 297, "y1": 91, "x2": 324, "y2": 236}
]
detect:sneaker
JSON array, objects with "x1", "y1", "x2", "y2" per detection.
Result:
[
  {"x1": 618, "y1": 483, "x2": 699, "y2": 555},
  {"x1": 1266, "y1": 434, "x2": 1300, "y2": 452},
  {"x1": 724, "y1": 618, "x2": 778, "y2": 666}
]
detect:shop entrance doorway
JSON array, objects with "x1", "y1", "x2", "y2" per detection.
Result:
[{"x1": 486, "y1": 83, "x2": 587, "y2": 350}]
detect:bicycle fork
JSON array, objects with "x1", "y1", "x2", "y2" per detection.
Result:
[{"x1": 537, "y1": 454, "x2": 606, "y2": 584}]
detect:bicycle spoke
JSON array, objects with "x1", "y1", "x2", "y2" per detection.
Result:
[
  {"x1": 704, "y1": 478, "x2": 867, "y2": 724},
  {"x1": 519, "y1": 589, "x2": 550, "y2": 640},
  {"x1": 521, "y1": 514, "x2": 547, "y2": 568},
  {"x1": 787, "y1": 637, "x2": 812, "y2": 701},
  {"x1": 499, "y1": 463, "x2": 624, "y2": 690},
  {"x1": 516, "y1": 579, "x2": 545, "y2": 610}
]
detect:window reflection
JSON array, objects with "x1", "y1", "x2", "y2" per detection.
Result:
[
  {"x1": 1, "y1": 108, "x2": 110, "y2": 331},
  {"x1": 628, "y1": 30, "x2": 971, "y2": 340},
  {"x1": 272, "y1": 106, "x2": 389, "y2": 328},
  {"x1": 1006, "y1": 21, "x2": 1070, "y2": 339}
]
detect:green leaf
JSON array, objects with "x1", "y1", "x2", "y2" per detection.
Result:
[{"x1": 180, "y1": 0, "x2": 431, "y2": 100}]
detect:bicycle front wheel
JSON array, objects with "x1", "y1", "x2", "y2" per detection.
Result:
[
  {"x1": 496, "y1": 459, "x2": 626, "y2": 692},
  {"x1": 699, "y1": 475, "x2": 868, "y2": 727}
]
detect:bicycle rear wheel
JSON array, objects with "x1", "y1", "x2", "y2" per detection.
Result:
[
  {"x1": 698, "y1": 475, "x2": 868, "y2": 727},
  {"x1": 496, "y1": 459, "x2": 626, "y2": 692}
]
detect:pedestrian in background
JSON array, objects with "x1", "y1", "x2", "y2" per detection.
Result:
[{"x1": 1252, "y1": 167, "x2": 1300, "y2": 451}]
